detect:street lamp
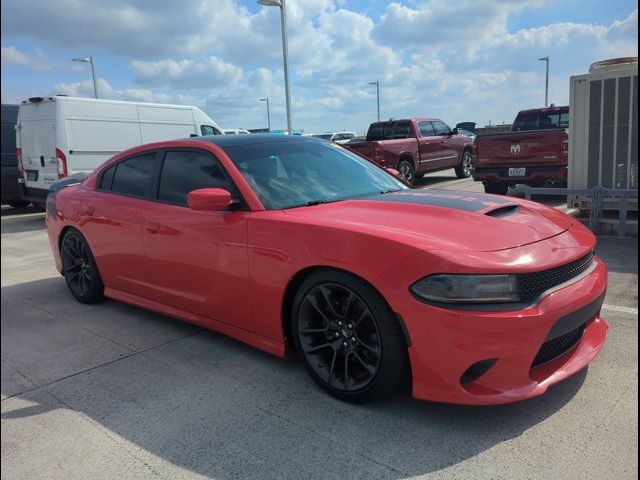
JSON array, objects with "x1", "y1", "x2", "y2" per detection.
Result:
[
  {"x1": 260, "y1": 97, "x2": 271, "y2": 131},
  {"x1": 71, "y1": 56, "x2": 98, "y2": 99},
  {"x1": 538, "y1": 56, "x2": 550, "y2": 107},
  {"x1": 257, "y1": 0, "x2": 292, "y2": 134},
  {"x1": 369, "y1": 81, "x2": 380, "y2": 122}
]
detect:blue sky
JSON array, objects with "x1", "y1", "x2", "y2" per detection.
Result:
[{"x1": 1, "y1": 0, "x2": 637, "y2": 134}]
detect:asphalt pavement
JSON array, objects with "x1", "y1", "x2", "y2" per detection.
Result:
[{"x1": 1, "y1": 174, "x2": 638, "y2": 480}]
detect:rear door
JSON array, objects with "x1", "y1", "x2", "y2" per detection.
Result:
[
  {"x1": 19, "y1": 103, "x2": 59, "y2": 190},
  {"x1": 417, "y1": 121, "x2": 458, "y2": 170},
  {"x1": 83, "y1": 151, "x2": 159, "y2": 297}
]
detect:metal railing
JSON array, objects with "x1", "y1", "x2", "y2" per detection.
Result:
[{"x1": 520, "y1": 186, "x2": 638, "y2": 237}]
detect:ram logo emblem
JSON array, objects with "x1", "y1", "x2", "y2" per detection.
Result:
[{"x1": 510, "y1": 144, "x2": 521, "y2": 155}]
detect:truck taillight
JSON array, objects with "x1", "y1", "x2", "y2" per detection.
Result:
[
  {"x1": 56, "y1": 149, "x2": 68, "y2": 179},
  {"x1": 16, "y1": 148, "x2": 24, "y2": 178}
]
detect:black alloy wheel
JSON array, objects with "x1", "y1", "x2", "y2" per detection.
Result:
[
  {"x1": 61, "y1": 230, "x2": 104, "y2": 303},
  {"x1": 292, "y1": 271, "x2": 409, "y2": 403}
]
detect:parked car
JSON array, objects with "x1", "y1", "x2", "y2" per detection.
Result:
[
  {"x1": 46, "y1": 135, "x2": 607, "y2": 405},
  {"x1": 347, "y1": 118, "x2": 474, "y2": 183},
  {"x1": 472, "y1": 105, "x2": 569, "y2": 195},
  {"x1": 310, "y1": 131, "x2": 357, "y2": 144},
  {"x1": 223, "y1": 128, "x2": 251, "y2": 135},
  {"x1": 1, "y1": 104, "x2": 29, "y2": 208},
  {"x1": 16, "y1": 96, "x2": 223, "y2": 207}
]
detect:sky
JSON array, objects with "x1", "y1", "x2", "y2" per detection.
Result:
[{"x1": 1, "y1": 0, "x2": 638, "y2": 134}]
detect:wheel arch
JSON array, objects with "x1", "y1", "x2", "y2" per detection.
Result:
[
  {"x1": 281, "y1": 265, "x2": 412, "y2": 352},
  {"x1": 396, "y1": 153, "x2": 415, "y2": 170}
]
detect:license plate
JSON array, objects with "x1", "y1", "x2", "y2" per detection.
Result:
[
  {"x1": 26, "y1": 170, "x2": 38, "y2": 182},
  {"x1": 508, "y1": 167, "x2": 526, "y2": 177}
]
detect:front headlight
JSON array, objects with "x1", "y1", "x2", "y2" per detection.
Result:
[{"x1": 410, "y1": 274, "x2": 521, "y2": 304}]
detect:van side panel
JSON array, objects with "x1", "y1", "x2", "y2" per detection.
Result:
[
  {"x1": 18, "y1": 102, "x2": 58, "y2": 190},
  {"x1": 138, "y1": 105, "x2": 196, "y2": 143},
  {"x1": 63, "y1": 99, "x2": 141, "y2": 173}
]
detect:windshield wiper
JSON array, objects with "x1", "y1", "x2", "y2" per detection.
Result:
[
  {"x1": 306, "y1": 199, "x2": 333, "y2": 206},
  {"x1": 380, "y1": 189, "x2": 401, "y2": 194}
]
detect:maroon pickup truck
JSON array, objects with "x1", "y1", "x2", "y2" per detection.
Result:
[
  {"x1": 472, "y1": 106, "x2": 569, "y2": 195},
  {"x1": 347, "y1": 118, "x2": 474, "y2": 183}
]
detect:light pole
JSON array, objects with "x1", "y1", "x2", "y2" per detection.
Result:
[
  {"x1": 257, "y1": 0, "x2": 292, "y2": 134},
  {"x1": 71, "y1": 56, "x2": 98, "y2": 99},
  {"x1": 260, "y1": 97, "x2": 271, "y2": 131},
  {"x1": 538, "y1": 56, "x2": 550, "y2": 107},
  {"x1": 369, "y1": 81, "x2": 380, "y2": 122}
]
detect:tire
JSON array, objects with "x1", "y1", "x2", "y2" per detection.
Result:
[
  {"x1": 455, "y1": 150, "x2": 473, "y2": 179},
  {"x1": 61, "y1": 230, "x2": 105, "y2": 304},
  {"x1": 33, "y1": 202, "x2": 46, "y2": 212},
  {"x1": 397, "y1": 159, "x2": 415, "y2": 185},
  {"x1": 484, "y1": 183, "x2": 509, "y2": 195},
  {"x1": 291, "y1": 270, "x2": 409, "y2": 403},
  {"x1": 6, "y1": 198, "x2": 30, "y2": 208}
]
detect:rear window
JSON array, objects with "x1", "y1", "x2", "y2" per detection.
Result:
[
  {"x1": 109, "y1": 152, "x2": 157, "y2": 198},
  {"x1": 366, "y1": 123, "x2": 393, "y2": 141},
  {"x1": 391, "y1": 122, "x2": 412, "y2": 139},
  {"x1": 513, "y1": 109, "x2": 569, "y2": 131}
]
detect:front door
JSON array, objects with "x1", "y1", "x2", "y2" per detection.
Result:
[{"x1": 140, "y1": 148, "x2": 253, "y2": 330}]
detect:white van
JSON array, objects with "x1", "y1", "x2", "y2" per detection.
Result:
[{"x1": 16, "y1": 96, "x2": 223, "y2": 204}]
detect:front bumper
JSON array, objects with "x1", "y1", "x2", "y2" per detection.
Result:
[{"x1": 400, "y1": 256, "x2": 608, "y2": 405}]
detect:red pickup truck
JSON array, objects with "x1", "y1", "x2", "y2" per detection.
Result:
[
  {"x1": 347, "y1": 118, "x2": 474, "y2": 183},
  {"x1": 472, "y1": 106, "x2": 569, "y2": 195}
]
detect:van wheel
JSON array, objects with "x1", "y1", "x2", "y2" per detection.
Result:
[
  {"x1": 455, "y1": 151, "x2": 473, "y2": 179},
  {"x1": 397, "y1": 160, "x2": 415, "y2": 184},
  {"x1": 61, "y1": 230, "x2": 104, "y2": 303},
  {"x1": 6, "y1": 199, "x2": 30, "y2": 208},
  {"x1": 291, "y1": 270, "x2": 409, "y2": 403},
  {"x1": 484, "y1": 183, "x2": 509, "y2": 195}
]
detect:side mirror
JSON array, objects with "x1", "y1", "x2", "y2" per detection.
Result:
[
  {"x1": 190, "y1": 133, "x2": 199, "y2": 138},
  {"x1": 188, "y1": 188, "x2": 232, "y2": 211},
  {"x1": 450, "y1": 127, "x2": 459, "y2": 135}
]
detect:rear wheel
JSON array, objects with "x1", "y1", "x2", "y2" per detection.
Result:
[
  {"x1": 455, "y1": 150, "x2": 473, "y2": 179},
  {"x1": 292, "y1": 270, "x2": 409, "y2": 403},
  {"x1": 61, "y1": 230, "x2": 104, "y2": 303},
  {"x1": 484, "y1": 183, "x2": 509, "y2": 195},
  {"x1": 397, "y1": 159, "x2": 415, "y2": 184}
]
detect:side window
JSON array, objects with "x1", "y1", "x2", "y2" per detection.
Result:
[
  {"x1": 158, "y1": 150, "x2": 233, "y2": 206},
  {"x1": 99, "y1": 164, "x2": 117, "y2": 190},
  {"x1": 366, "y1": 125, "x2": 384, "y2": 141},
  {"x1": 433, "y1": 121, "x2": 451, "y2": 136},
  {"x1": 392, "y1": 122, "x2": 412, "y2": 139},
  {"x1": 111, "y1": 152, "x2": 157, "y2": 198},
  {"x1": 201, "y1": 125, "x2": 221, "y2": 136},
  {"x1": 418, "y1": 121, "x2": 436, "y2": 137}
]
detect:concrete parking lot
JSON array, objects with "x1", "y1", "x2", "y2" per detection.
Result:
[{"x1": 1, "y1": 176, "x2": 638, "y2": 480}]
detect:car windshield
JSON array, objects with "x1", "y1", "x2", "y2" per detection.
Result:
[{"x1": 223, "y1": 140, "x2": 408, "y2": 210}]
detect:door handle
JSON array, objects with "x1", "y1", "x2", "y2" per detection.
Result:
[{"x1": 144, "y1": 222, "x2": 160, "y2": 234}]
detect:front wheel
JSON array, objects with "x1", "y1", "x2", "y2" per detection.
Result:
[
  {"x1": 61, "y1": 230, "x2": 105, "y2": 303},
  {"x1": 292, "y1": 270, "x2": 409, "y2": 403},
  {"x1": 455, "y1": 151, "x2": 473, "y2": 179},
  {"x1": 397, "y1": 160, "x2": 415, "y2": 184}
]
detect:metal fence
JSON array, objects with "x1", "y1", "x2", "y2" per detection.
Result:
[{"x1": 520, "y1": 186, "x2": 638, "y2": 237}]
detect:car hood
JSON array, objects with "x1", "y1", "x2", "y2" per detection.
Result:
[{"x1": 282, "y1": 189, "x2": 573, "y2": 252}]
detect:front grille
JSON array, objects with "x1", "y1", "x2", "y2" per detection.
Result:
[
  {"x1": 518, "y1": 252, "x2": 594, "y2": 302},
  {"x1": 532, "y1": 323, "x2": 586, "y2": 367}
]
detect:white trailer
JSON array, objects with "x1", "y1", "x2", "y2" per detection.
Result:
[{"x1": 16, "y1": 96, "x2": 223, "y2": 205}]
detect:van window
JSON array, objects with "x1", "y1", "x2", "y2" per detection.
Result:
[
  {"x1": 201, "y1": 125, "x2": 222, "y2": 136},
  {"x1": 111, "y1": 152, "x2": 157, "y2": 198},
  {"x1": 157, "y1": 150, "x2": 233, "y2": 206}
]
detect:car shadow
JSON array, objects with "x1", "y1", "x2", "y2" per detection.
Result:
[{"x1": 1, "y1": 277, "x2": 589, "y2": 479}]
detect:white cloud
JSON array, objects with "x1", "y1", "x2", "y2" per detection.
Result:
[
  {"x1": 130, "y1": 57, "x2": 244, "y2": 89},
  {"x1": 1, "y1": 45, "x2": 29, "y2": 65}
]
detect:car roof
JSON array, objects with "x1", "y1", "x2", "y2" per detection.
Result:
[{"x1": 197, "y1": 133, "x2": 321, "y2": 148}]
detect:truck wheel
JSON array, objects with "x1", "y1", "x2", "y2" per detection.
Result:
[
  {"x1": 455, "y1": 151, "x2": 473, "y2": 179},
  {"x1": 397, "y1": 160, "x2": 415, "y2": 184},
  {"x1": 484, "y1": 183, "x2": 509, "y2": 196},
  {"x1": 6, "y1": 198, "x2": 30, "y2": 208}
]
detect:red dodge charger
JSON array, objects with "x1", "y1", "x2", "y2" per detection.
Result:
[{"x1": 45, "y1": 135, "x2": 608, "y2": 404}]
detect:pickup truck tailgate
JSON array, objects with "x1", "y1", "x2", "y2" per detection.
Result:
[{"x1": 475, "y1": 130, "x2": 567, "y2": 167}]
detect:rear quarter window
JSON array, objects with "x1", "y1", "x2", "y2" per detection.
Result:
[{"x1": 110, "y1": 152, "x2": 157, "y2": 198}]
